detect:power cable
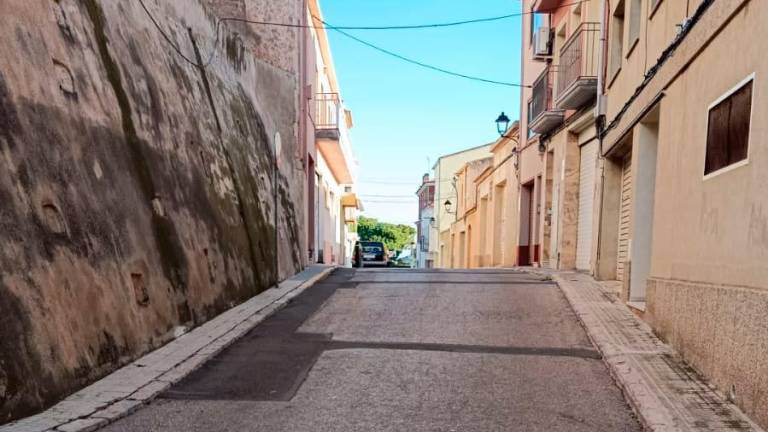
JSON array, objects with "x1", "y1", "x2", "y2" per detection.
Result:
[
  {"x1": 203, "y1": 1, "x2": 588, "y2": 31},
  {"x1": 137, "y1": 0, "x2": 585, "y2": 86},
  {"x1": 318, "y1": 17, "x2": 527, "y2": 88}
]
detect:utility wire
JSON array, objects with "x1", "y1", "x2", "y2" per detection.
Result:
[
  {"x1": 202, "y1": 1, "x2": 588, "y2": 31},
  {"x1": 137, "y1": 0, "x2": 584, "y2": 87},
  {"x1": 318, "y1": 17, "x2": 527, "y2": 88}
]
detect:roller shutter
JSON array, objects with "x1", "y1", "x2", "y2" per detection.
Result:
[
  {"x1": 576, "y1": 141, "x2": 598, "y2": 271},
  {"x1": 616, "y1": 153, "x2": 632, "y2": 282}
]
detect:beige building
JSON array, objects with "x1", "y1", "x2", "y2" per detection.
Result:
[
  {"x1": 591, "y1": 0, "x2": 768, "y2": 427},
  {"x1": 430, "y1": 144, "x2": 493, "y2": 268},
  {"x1": 466, "y1": 123, "x2": 522, "y2": 268},
  {"x1": 448, "y1": 158, "x2": 493, "y2": 268}
]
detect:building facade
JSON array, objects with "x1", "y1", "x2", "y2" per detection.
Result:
[
  {"x1": 519, "y1": 0, "x2": 768, "y2": 426},
  {"x1": 448, "y1": 157, "x2": 493, "y2": 268},
  {"x1": 415, "y1": 174, "x2": 435, "y2": 268},
  {"x1": 307, "y1": 0, "x2": 360, "y2": 267},
  {"x1": 430, "y1": 144, "x2": 494, "y2": 268},
  {"x1": 472, "y1": 123, "x2": 522, "y2": 268},
  {"x1": 523, "y1": 0, "x2": 601, "y2": 271},
  {"x1": 593, "y1": 0, "x2": 768, "y2": 427}
]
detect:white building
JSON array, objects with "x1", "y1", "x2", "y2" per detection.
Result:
[{"x1": 307, "y1": 0, "x2": 360, "y2": 266}]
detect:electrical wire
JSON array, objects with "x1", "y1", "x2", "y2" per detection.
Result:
[
  {"x1": 137, "y1": 0, "x2": 586, "y2": 86},
  {"x1": 318, "y1": 17, "x2": 527, "y2": 88},
  {"x1": 217, "y1": 1, "x2": 587, "y2": 31}
]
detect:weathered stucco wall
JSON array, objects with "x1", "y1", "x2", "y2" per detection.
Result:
[
  {"x1": 645, "y1": 2, "x2": 768, "y2": 427},
  {"x1": 0, "y1": 0, "x2": 306, "y2": 423}
]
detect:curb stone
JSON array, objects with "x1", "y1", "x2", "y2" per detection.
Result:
[
  {"x1": 535, "y1": 269, "x2": 764, "y2": 432},
  {"x1": 0, "y1": 265, "x2": 336, "y2": 432}
]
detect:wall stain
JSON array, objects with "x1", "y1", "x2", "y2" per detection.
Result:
[
  {"x1": 1, "y1": 0, "x2": 304, "y2": 423},
  {"x1": 81, "y1": 0, "x2": 191, "y2": 323}
]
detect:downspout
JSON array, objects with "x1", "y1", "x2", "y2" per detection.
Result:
[
  {"x1": 594, "y1": 0, "x2": 609, "y2": 277},
  {"x1": 274, "y1": 133, "x2": 279, "y2": 282},
  {"x1": 299, "y1": 0, "x2": 309, "y2": 266}
]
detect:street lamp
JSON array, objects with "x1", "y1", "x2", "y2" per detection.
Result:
[
  {"x1": 443, "y1": 199, "x2": 455, "y2": 215},
  {"x1": 495, "y1": 112, "x2": 511, "y2": 137}
]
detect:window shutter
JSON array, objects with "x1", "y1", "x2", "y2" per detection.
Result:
[
  {"x1": 727, "y1": 81, "x2": 752, "y2": 165},
  {"x1": 705, "y1": 99, "x2": 731, "y2": 175}
]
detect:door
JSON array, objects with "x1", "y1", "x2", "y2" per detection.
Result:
[
  {"x1": 576, "y1": 140, "x2": 598, "y2": 271},
  {"x1": 493, "y1": 184, "x2": 505, "y2": 266},
  {"x1": 616, "y1": 153, "x2": 632, "y2": 282}
]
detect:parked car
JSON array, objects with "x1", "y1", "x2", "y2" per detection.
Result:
[{"x1": 360, "y1": 241, "x2": 389, "y2": 267}]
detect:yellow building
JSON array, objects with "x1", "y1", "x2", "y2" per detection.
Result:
[
  {"x1": 430, "y1": 144, "x2": 494, "y2": 268},
  {"x1": 447, "y1": 123, "x2": 522, "y2": 269},
  {"x1": 448, "y1": 158, "x2": 492, "y2": 268}
]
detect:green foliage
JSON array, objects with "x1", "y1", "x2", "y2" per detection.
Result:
[{"x1": 357, "y1": 216, "x2": 415, "y2": 253}]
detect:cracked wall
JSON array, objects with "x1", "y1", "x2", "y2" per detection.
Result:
[{"x1": 0, "y1": 0, "x2": 306, "y2": 423}]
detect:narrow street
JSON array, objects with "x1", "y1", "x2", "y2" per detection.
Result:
[{"x1": 104, "y1": 269, "x2": 640, "y2": 431}]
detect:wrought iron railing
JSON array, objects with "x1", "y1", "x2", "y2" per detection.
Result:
[
  {"x1": 557, "y1": 22, "x2": 600, "y2": 100},
  {"x1": 528, "y1": 64, "x2": 557, "y2": 124},
  {"x1": 315, "y1": 92, "x2": 341, "y2": 130}
]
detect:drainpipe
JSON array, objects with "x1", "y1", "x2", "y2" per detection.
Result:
[
  {"x1": 596, "y1": 0, "x2": 608, "y2": 118},
  {"x1": 594, "y1": 0, "x2": 609, "y2": 278},
  {"x1": 274, "y1": 135, "x2": 279, "y2": 284}
]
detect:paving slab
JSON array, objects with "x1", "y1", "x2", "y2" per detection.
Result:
[{"x1": 539, "y1": 270, "x2": 764, "y2": 432}]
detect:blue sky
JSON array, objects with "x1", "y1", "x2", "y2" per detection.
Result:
[{"x1": 322, "y1": 0, "x2": 523, "y2": 225}]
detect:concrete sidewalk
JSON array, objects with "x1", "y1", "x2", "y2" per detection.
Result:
[
  {"x1": 0, "y1": 265, "x2": 335, "y2": 432},
  {"x1": 540, "y1": 270, "x2": 763, "y2": 432}
]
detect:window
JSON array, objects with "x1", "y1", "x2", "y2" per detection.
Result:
[
  {"x1": 628, "y1": 0, "x2": 641, "y2": 52},
  {"x1": 530, "y1": 12, "x2": 546, "y2": 44},
  {"x1": 609, "y1": 0, "x2": 625, "y2": 80},
  {"x1": 704, "y1": 78, "x2": 753, "y2": 176}
]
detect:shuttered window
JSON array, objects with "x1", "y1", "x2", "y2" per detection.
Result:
[{"x1": 705, "y1": 80, "x2": 753, "y2": 175}]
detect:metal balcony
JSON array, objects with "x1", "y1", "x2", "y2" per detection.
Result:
[
  {"x1": 528, "y1": 65, "x2": 564, "y2": 135},
  {"x1": 315, "y1": 92, "x2": 341, "y2": 140},
  {"x1": 556, "y1": 22, "x2": 599, "y2": 110}
]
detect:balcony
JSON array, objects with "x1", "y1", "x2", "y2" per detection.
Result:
[
  {"x1": 528, "y1": 65, "x2": 564, "y2": 135},
  {"x1": 556, "y1": 22, "x2": 599, "y2": 110},
  {"x1": 315, "y1": 92, "x2": 341, "y2": 140},
  {"x1": 315, "y1": 92, "x2": 354, "y2": 184}
]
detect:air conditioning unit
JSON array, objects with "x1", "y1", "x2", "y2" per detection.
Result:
[{"x1": 533, "y1": 26, "x2": 552, "y2": 59}]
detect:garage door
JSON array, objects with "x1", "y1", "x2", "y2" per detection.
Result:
[
  {"x1": 576, "y1": 140, "x2": 598, "y2": 271},
  {"x1": 616, "y1": 153, "x2": 632, "y2": 282}
]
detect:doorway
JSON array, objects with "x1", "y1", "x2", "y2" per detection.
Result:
[
  {"x1": 518, "y1": 181, "x2": 535, "y2": 266},
  {"x1": 493, "y1": 183, "x2": 506, "y2": 266},
  {"x1": 628, "y1": 107, "x2": 659, "y2": 303}
]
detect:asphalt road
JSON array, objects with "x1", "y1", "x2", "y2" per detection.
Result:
[{"x1": 104, "y1": 268, "x2": 640, "y2": 431}]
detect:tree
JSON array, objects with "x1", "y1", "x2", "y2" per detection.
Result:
[{"x1": 357, "y1": 216, "x2": 415, "y2": 253}]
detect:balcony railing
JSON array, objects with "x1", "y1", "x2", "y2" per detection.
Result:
[
  {"x1": 556, "y1": 22, "x2": 599, "y2": 109},
  {"x1": 528, "y1": 65, "x2": 564, "y2": 135},
  {"x1": 315, "y1": 92, "x2": 341, "y2": 140}
]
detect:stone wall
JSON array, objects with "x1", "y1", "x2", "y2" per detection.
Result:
[{"x1": 0, "y1": 0, "x2": 305, "y2": 423}]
